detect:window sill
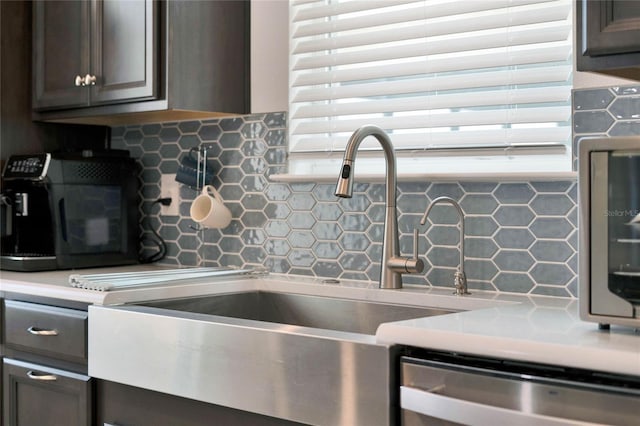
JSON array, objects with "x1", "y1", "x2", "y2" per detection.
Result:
[{"x1": 269, "y1": 171, "x2": 578, "y2": 183}]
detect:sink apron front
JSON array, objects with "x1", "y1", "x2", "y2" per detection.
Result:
[{"x1": 89, "y1": 304, "x2": 397, "y2": 426}]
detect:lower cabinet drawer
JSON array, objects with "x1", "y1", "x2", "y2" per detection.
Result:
[
  {"x1": 3, "y1": 300, "x2": 87, "y2": 363},
  {"x1": 2, "y1": 358, "x2": 92, "y2": 426}
]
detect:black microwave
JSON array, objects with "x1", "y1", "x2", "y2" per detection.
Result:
[
  {"x1": 0, "y1": 151, "x2": 140, "y2": 272},
  {"x1": 578, "y1": 137, "x2": 640, "y2": 329}
]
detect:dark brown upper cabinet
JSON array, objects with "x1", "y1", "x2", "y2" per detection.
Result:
[
  {"x1": 577, "y1": 0, "x2": 640, "y2": 80},
  {"x1": 32, "y1": 0, "x2": 249, "y2": 125},
  {"x1": 33, "y1": 0, "x2": 157, "y2": 111}
]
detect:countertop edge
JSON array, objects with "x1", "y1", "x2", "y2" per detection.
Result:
[{"x1": 377, "y1": 318, "x2": 640, "y2": 377}]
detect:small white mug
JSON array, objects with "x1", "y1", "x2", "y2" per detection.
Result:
[{"x1": 190, "y1": 185, "x2": 232, "y2": 228}]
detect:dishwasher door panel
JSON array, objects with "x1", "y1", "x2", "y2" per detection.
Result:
[{"x1": 401, "y1": 356, "x2": 640, "y2": 426}]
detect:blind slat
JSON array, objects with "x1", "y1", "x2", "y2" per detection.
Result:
[
  {"x1": 292, "y1": 0, "x2": 552, "y2": 37},
  {"x1": 292, "y1": 87, "x2": 571, "y2": 119},
  {"x1": 293, "y1": 107, "x2": 570, "y2": 135},
  {"x1": 292, "y1": 0, "x2": 417, "y2": 23},
  {"x1": 290, "y1": 127, "x2": 572, "y2": 152},
  {"x1": 292, "y1": 66, "x2": 571, "y2": 103}
]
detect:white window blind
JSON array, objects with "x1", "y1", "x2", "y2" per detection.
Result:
[{"x1": 287, "y1": 0, "x2": 573, "y2": 177}]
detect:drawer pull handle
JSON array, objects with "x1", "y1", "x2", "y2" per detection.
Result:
[
  {"x1": 27, "y1": 326, "x2": 58, "y2": 336},
  {"x1": 27, "y1": 371, "x2": 58, "y2": 381}
]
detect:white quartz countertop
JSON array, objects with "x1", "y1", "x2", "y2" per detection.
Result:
[
  {"x1": 2, "y1": 266, "x2": 639, "y2": 377},
  {"x1": 377, "y1": 298, "x2": 640, "y2": 377}
]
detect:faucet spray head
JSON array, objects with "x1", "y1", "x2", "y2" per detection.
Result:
[{"x1": 335, "y1": 159, "x2": 354, "y2": 198}]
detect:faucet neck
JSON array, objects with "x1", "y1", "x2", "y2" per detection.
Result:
[
  {"x1": 338, "y1": 125, "x2": 403, "y2": 289},
  {"x1": 342, "y1": 125, "x2": 397, "y2": 208}
]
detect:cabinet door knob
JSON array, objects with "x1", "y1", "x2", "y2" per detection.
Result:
[
  {"x1": 27, "y1": 370, "x2": 58, "y2": 381},
  {"x1": 74, "y1": 74, "x2": 97, "y2": 86},
  {"x1": 27, "y1": 326, "x2": 58, "y2": 336},
  {"x1": 84, "y1": 74, "x2": 97, "y2": 86}
]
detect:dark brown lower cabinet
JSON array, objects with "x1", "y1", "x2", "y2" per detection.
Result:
[
  {"x1": 0, "y1": 358, "x2": 3, "y2": 426},
  {"x1": 2, "y1": 358, "x2": 92, "y2": 426},
  {"x1": 96, "y1": 380, "x2": 302, "y2": 426},
  {"x1": 1, "y1": 298, "x2": 3, "y2": 426},
  {"x1": 0, "y1": 297, "x2": 299, "y2": 426}
]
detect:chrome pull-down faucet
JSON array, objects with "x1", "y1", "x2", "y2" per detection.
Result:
[
  {"x1": 335, "y1": 125, "x2": 423, "y2": 289},
  {"x1": 420, "y1": 196, "x2": 470, "y2": 296}
]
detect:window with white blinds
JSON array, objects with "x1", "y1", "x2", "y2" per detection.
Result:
[{"x1": 287, "y1": 0, "x2": 573, "y2": 177}]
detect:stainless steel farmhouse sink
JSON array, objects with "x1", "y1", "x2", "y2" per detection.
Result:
[
  {"x1": 141, "y1": 291, "x2": 454, "y2": 335},
  {"x1": 89, "y1": 290, "x2": 457, "y2": 426}
]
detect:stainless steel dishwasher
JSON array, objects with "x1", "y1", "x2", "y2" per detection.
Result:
[{"x1": 400, "y1": 350, "x2": 640, "y2": 425}]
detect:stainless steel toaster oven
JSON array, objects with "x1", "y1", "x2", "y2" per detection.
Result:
[{"x1": 578, "y1": 137, "x2": 640, "y2": 329}]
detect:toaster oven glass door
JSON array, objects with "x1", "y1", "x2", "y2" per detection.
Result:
[
  {"x1": 61, "y1": 185, "x2": 123, "y2": 254},
  {"x1": 591, "y1": 149, "x2": 640, "y2": 316}
]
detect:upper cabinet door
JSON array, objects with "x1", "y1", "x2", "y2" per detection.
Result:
[
  {"x1": 90, "y1": 0, "x2": 158, "y2": 105},
  {"x1": 32, "y1": 1, "x2": 91, "y2": 110},
  {"x1": 577, "y1": 0, "x2": 640, "y2": 80},
  {"x1": 582, "y1": 0, "x2": 640, "y2": 56}
]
